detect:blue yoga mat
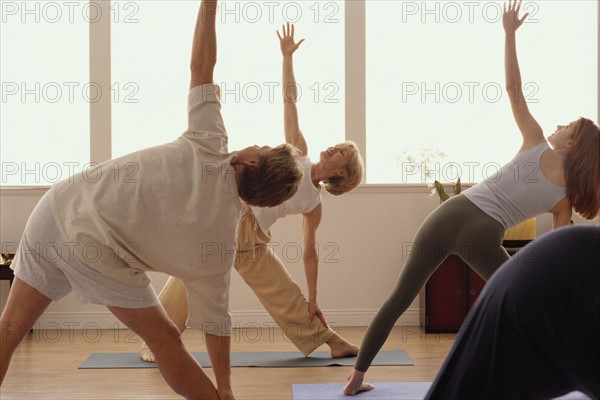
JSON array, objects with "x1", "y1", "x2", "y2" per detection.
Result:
[
  {"x1": 79, "y1": 350, "x2": 413, "y2": 369},
  {"x1": 292, "y1": 382, "x2": 430, "y2": 400},
  {"x1": 291, "y1": 383, "x2": 592, "y2": 400}
]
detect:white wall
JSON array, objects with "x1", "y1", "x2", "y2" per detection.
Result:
[{"x1": 0, "y1": 186, "x2": 594, "y2": 330}]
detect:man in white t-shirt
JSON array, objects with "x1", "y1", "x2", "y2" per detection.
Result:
[{"x1": 0, "y1": 1, "x2": 302, "y2": 399}]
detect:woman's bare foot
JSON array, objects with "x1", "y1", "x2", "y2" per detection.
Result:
[
  {"x1": 140, "y1": 343, "x2": 156, "y2": 363},
  {"x1": 343, "y1": 369, "x2": 374, "y2": 396},
  {"x1": 326, "y1": 333, "x2": 359, "y2": 358}
]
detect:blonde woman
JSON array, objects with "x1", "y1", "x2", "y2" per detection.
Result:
[{"x1": 140, "y1": 22, "x2": 365, "y2": 366}]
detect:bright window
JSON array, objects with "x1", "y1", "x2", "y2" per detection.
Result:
[
  {"x1": 366, "y1": 0, "x2": 597, "y2": 184},
  {"x1": 111, "y1": 0, "x2": 345, "y2": 162},
  {"x1": 2, "y1": 1, "x2": 596, "y2": 187},
  {"x1": 1, "y1": 1, "x2": 89, "y2": 186}
]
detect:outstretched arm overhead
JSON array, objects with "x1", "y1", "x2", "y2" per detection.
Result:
[
  {"x1": 277, "y1": 23, "x2": 308, "y2": 156},
  {"x1": 503, "y1": 0, "x2": 544, "y2": 149},
  {"x1": 190, "y1": 0, "x2": 217, "y2": 89}
]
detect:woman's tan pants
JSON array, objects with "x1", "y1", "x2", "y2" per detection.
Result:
[{"x1": 158, "y1": 204, "x2": 335, "y2": 356}]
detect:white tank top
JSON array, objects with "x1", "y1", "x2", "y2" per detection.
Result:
[
  {"x1": 463, "y1": 142, "x2": 566, "y2": 229},
  {"x1": 251, "y1": 156, "x2": 322, "y2": 234}
]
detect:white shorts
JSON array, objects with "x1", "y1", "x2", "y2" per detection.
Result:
[{"x1": 11, "y1": 192, "x2": 159, "y2": 309}]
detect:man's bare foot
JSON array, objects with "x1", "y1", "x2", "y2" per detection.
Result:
[
  {"x1": 326, "y1": 333, "x2": 359, "y2": 358},
  {"x1": 140, "y1": 343, "x2": 156, "y2": 363},
  {"x1": 343, "y1": 369, "x2": 374, "y2": 396}
]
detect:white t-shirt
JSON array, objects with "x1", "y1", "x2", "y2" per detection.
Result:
[
  {"x1": 463, "y1": 141, "x2": 566, "y2": 229},
  {"x1": 50, "y1": 84, "x2": 241, "y2": 334},
  {"x1": 251, "y1": 156, "x2": 321, "y2": 235}
]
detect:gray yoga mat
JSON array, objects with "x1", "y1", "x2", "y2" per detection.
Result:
[
  {"x1": 291, "y1": 383, "x2": 592, "y2": 400},
  {"x1": 79, "y1": 350, "x2": 412, "y2": 369}
]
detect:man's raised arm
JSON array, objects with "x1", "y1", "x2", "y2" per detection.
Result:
[{"x1": 190, "y1": 0, "x2": 218, "y2": 89}]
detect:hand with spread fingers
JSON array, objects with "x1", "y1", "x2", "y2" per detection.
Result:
[
  {"x1": 503, "y1": 0, "x2": 529, "y2": 33},
  {"x1": 277, "y1": 22, "x2": 305, "y2": 57}
]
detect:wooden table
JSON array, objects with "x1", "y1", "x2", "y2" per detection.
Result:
[
  {"x1": 420, "y1": 239, "x2": 533, "y2": 333},
  {"x1": 0, "y1": 262, "x2": 15, "y2": 287}
]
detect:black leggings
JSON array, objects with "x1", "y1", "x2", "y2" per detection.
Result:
[
  {"x1": 426, "y1": 225, "x2": 600, "y2": 400},
  {"x1": 355, "y1": 194, "x2": 509, "y2": 371}
]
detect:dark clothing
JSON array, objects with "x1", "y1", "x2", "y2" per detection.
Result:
[{"x1": 426, "y1": 225, "x2": 600, "y2": 400}]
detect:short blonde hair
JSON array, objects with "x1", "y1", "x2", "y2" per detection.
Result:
[
  {"x1": 323, "y1": 141, "x2": 365, "y2": 196},
  {"x1": 238, "y1": 144, "x2": 303, "y2": 207}
]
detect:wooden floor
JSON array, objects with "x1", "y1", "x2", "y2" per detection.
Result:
[{"x1": 1, "y1": 326, "x2": 456, "y2": 399}]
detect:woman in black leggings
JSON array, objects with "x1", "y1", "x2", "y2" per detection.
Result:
[{"x1": 344, "y1": 0, "x2": 600, "y2": 395}]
